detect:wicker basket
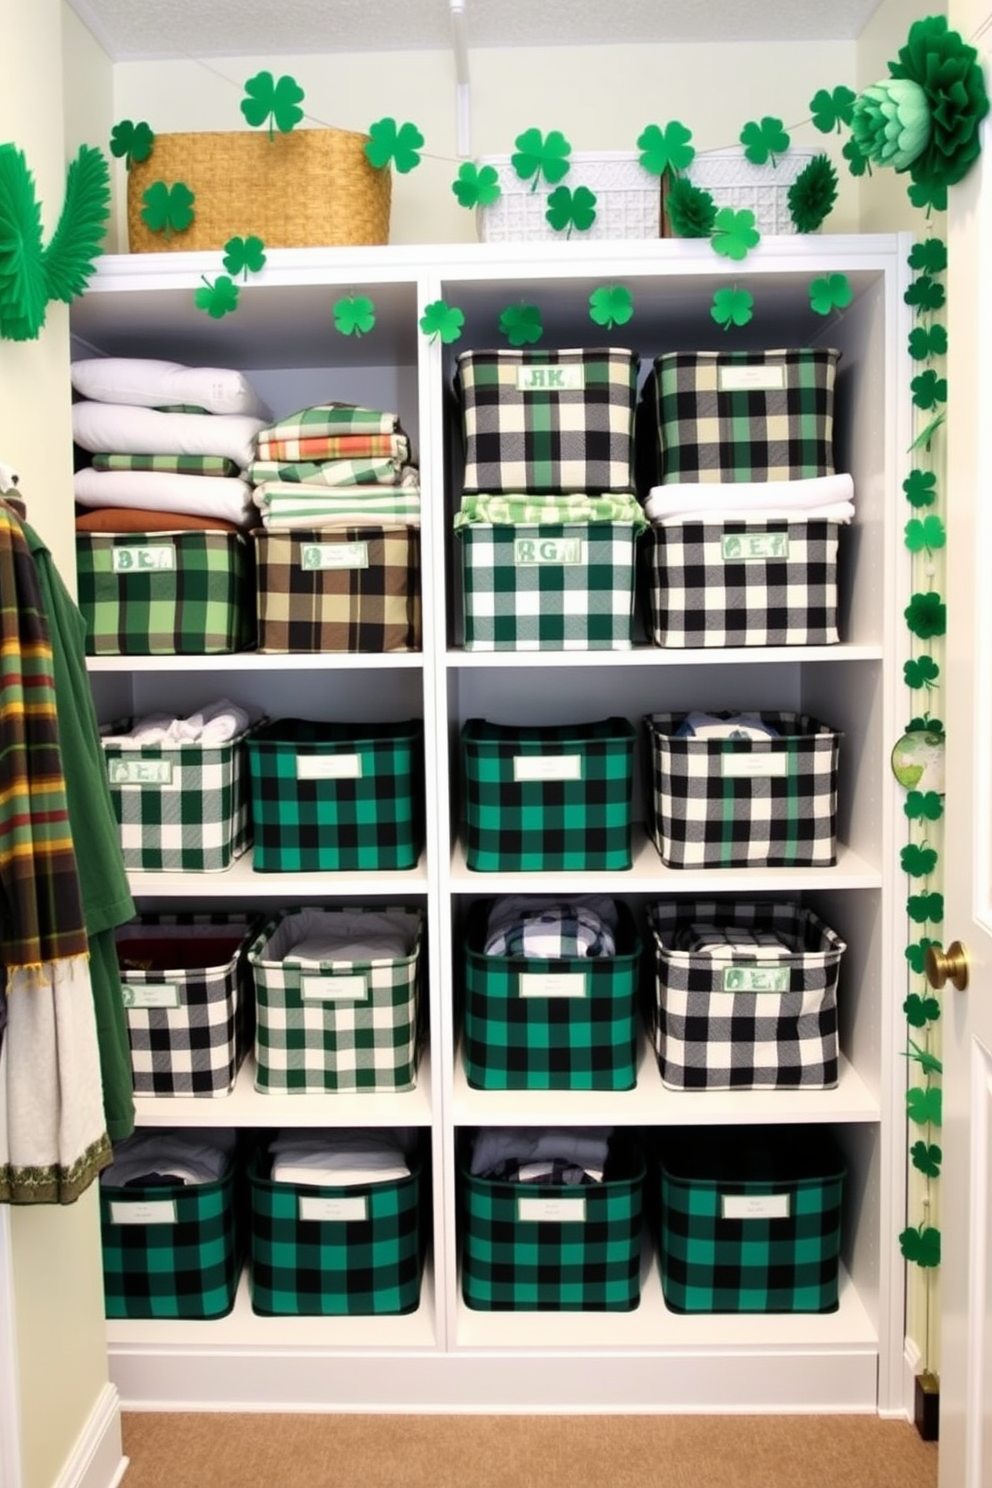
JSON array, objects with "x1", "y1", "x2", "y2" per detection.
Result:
[
  {"x1": 127, "y1": 129, "x2": 391, "y2": 252},
  {"x1": 683, "y1": 147, "x2": 819, "y2": 237}
]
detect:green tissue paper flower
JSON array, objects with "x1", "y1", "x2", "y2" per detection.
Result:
[
  {"x1": 890, "y1": 14, "x2": 990, "y2": 190},
  {"x1": 452, "y1": 162, "x2": 501, "y2": 209},
  {"x1": 664, "y1": 177, "x2": 717, "y2": 238},
  {"x1": 788, "y1": 154, "x2": 838, "y2": 233},
  {"x1": 851, "y1": 78, "x2": 932, "y2": 171},
  {"x1": 0, "y1": 143, "x2": 47, "y2": 341},
  {"x1": 545, "y1": 184, "x2": 597, "y2": 237}
]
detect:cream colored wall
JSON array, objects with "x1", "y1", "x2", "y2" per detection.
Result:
[{"x1": 62, "y1": 2, "x2": 117, "y2": 248}]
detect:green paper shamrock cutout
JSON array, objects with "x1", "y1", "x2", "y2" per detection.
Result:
[
  {"x1": 636, "y1": 121, "x2": 695, "y2": 178},
  {"x1": 711, "y1": 206, "x2": 760, "y2": 262},
  {"x1": 809, "y1": 85, "x2": 857, "y2": 133},
  {"x1": 907, "y1": 716, "x2": 944, "y2": 737},
  {"x1": 109, "y1": 119, "x2": 154, "y2": 171},
  {"x1": 194, "y1": 274, "x2": 239, "y2": 319},
  {"x1": 739, "y1": 116, "x2": 790, "y2": 166},
  {"x1": 911, "y1": 369, "x2": 947, "y2": 410},
  {"x1": 589, "y1": 286, "x2": 633, "y2": 330},
  {"x1": 904, "y1": 275, "x2": 946, "y2": 314},
  {"x1": 545, "y1": 184, "x2": 597, "y2": 237},
  {"x1": 842, "y1": 137, "x2": 871, "y2": 178},
  {"x1": 901, "y1": 843, "x2": 939, "y2": 876},
  {"x1": 904, "y1": 655, "x2": 941, "y2": 690},
  {"x1": 907, "y1": 1085, "x2": 942, "y2": 1126},
  {"x1": 365, "y1": 119, "x2": 424, "y2": 174},
  {"x1": 905, "y1": 790, "x2": 944, "y2": 822},
  {"x1": 333, "y1": 295, "x2": 376, "y2": 337},
  {"x1": 910, "y1": 1141, "x2": 943, "y2": 1178},
  {"x1": 905, "y1": 514, "x2": 946, "y2": 552},
  {"x1": 909, "y1": 412, "x2": 946, "y2": 452},
  {"x1": 908, "y1": 324, "x2": 949, "y2": 361},
  {"x1": 905, "y1": 591, "x2": 946, "y2": 639},
  {"x1": 904, "y1": 991, "x2": 942, "y2": 1025},
  {"x1": 903, "y1": 469, "x2": 938, "y2": 508},
  {"x1": 452, "y1": 162, "x2": 501, "y2": 209},
  {"x1": 909, "y1": 179, "x2": 948, "y2": 215},
  {"x1": 809, "y1": 273, "x2": 852, "y2": 316},
  {"x1": 907, "y1": 1039, "x2": 943, "y2": 1076},
  {"x1": 240, "y1": 72, "x2": 304, "y2": 139},
  {"x1": 510, "y1": 128, "x2": 571, "y2": 190},
  {"x1": 222, "y1": 235, "x2": 266, "y2": 280},
  {"x1": 907, "y1": 892, "x2": 944, "y2": 924},
  {"x1": 419, "y1": 300, "x2": 464, "y2": 344},
  {"x1": 710, "y1": 285, "x2": 754, "y2": 330},
  {"x1": 499, "y1": 303, "x2": 543, "y2": 346},
  {"x1": 906, "y1": 938, "x2": 940, "y2": 974},
  {"x1": 908, "y1": 238, "x2": 947, "y2": 274},
  {"x1": 899, "y1": 1224, "x2": 941, "y2": 1268},
  {"x1": 140, "y1": 180, "x2": 195, "y2": 239}
]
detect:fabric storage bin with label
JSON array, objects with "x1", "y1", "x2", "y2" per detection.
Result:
[
  {"x1": 253, "y1": 525, "x2": 421, "y2": 653},
  {"x1": 115, "y1": 913, "x2": 257, "y2": 1097},
  {"x1": 77, "y1": 529, "x2": 255, "y2": 656},
  {"x1": 460, "y1": 1131, "x2": 644, "y2": 1311},
  {"x1": 644, "y1": 711, "x2": 840, "y2": 869},
  {"x1": 247, "y1": 906, "x2": 422, "y2": 1093},
  {"x1": 462, "y1": 899, "x2": 641, "y2": 1091},
  {"x1": 455, "y1": 347, "x2": 639, "y2": 495},
  {"x1": 100, "y1": 1148, "x2": 241, "y2": 1320},
  {"x1": 102, "y1": 721, "x2": 254, "y2": 872},
  {"x1": 245, "y1": 718, "x2": 424, "y2": 872},
  {"x1": 247, "y1": 1143, "x2": 424, "y2": 1316},
  {"x1": 642, "y1": 518, "x2": 841, "y2": 648},
  {"x1": 456, "y1": 520, "x2": 639, "y2": 651},
  {"x1": 461, "y1": 717, "x2": 636, "y2": 872},
  {"x1": 641, "y1": 348, "x2": 841, "y2": 485},
  {"x1": 647, "y1": 901, "x2": 845, "y2": 1090},
  {"x1": 657, "y1": 1126, "x2": 847, "y2": 1313}
]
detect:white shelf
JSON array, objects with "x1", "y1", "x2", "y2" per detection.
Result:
[
  {"x1": 126, "y1": 847, "x2": 429, "y2": 900},
  {"x1": 445, "y1": 644, "x2": 885, "y2": 669},
  {"x1": 88, "y1": 652, "x2": 424, "y2": 673}
]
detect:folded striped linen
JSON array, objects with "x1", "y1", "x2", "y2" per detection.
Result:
[
  {"x1": 454, "y1": 492, "x2": 648, "y2": 530},
  {"x1": 247, "y1": 456, "x2": 412, "y2": 488},
  {"x1": 253, "y1": 481, "x2": 421, "y2": 528},
  {"x1": 644, "y1": 472, "x2": 855, "y2": 524},
  {"x1": 257, "y1": 402, "x2": 403, "y2": 440},
  {"x1": 91, "y1": 453, "x2": 241, "y2": 478},
  {"x1": 74, "y1": 467, "x2": 253, "y2": 525},
  {"x1": 254, "y1": 432, "x2": 410, "y2": 464}
]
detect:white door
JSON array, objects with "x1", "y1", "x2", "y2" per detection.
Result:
[{"x1": 941, "y1": 11, "x2": 992, "y2": 1482}]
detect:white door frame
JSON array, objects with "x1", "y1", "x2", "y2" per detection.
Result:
[{"x1": 0, "y1": 1209, "x2": 23, "y2": 1488}]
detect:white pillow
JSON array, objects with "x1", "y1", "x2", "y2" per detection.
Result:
[
  {"x1": 74, "y1": 467, "x2": 253, "y2": 525},
  {"x1": 72, "y1": 401, "x2": 266, "y2": 471},
  {"x1": 70, "y1": 358, "x2": 271, "y2": 420}
]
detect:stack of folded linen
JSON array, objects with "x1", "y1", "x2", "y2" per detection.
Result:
[
  {"x1": 643, "y1": 471, "x2": 856, "y2": 527},
  {"x1": 268, "y1": 1128, "x2": 412, "y2": 1186},
  {"x1": 247, "y1": 402, "x2": 420, "y2": 529},
  {"x1": 71, "y1": 357, "x2": 270, "y2": 532},
  {"x1": 469, "y1": 1127, "x2": 614, "y2": 1186},
  {"x1": 102, "y1": 1127, "x2": 238, "y2": 1187}
]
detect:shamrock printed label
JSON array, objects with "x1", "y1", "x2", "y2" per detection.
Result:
[
  {"x1": 112, "y1": 545, "x2": 176, "y2": 573},
  {"x1": 300, "y1": 542, "x2": 368, "y2": 571},
  {"x1": 722, "y1": 966, "x2": 791, "y2": 994},
  {"x1": 122, "y1": 982, "x2": 181, "y2": 1010},
  {"x1": 721, "y1": 533, "x2": 789, "y2": 562},
  {"x1": 717, "y1": 365, "x2": 786, "y2": 392},
  {"x1": 514, "y1": 537, "x2": 585, "y2": 566},
  {"x1": 108, "y1": 759, "x2": 174, "y2": 787},
  {"x1": 515, "y1": 365, "x2": 585, "y2": 392}
]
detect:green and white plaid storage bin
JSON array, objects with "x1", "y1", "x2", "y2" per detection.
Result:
[
  {"x1": 644, "y1": 711, "x2": 840, "y2": 869},
  {"x1": 248, "y1": 907, "x2": 422, "y2": 1093},
  {"x1": 461, "y1": 1133, "x2": 644, "y2": 1311},
  {"x1": 642, "y1": 348, "x2": 841, "y2": 484},
  {"x1": 462, "y1": 900, "x2": 641, "y2": 1091},
  {"x1": 657, "y1": 1127, "x2": 846, "y2": 1313},
  {"x1": 457, "y1": 521, "x2": 639, "y2": 651},
  {"x1": 100, "y1": 1151, "x2": 241, "y2": 1320},
  {"x1": 102, "y1": 720, "x2": 254, "y2": 872},
  {"x1": 116, "y1": 913, "x2": 257, "y2": 1097},
  {"x1": 247, "y1": 1143, "x2": 424, "y2": 1315},
  {"x1": 647, "y1": 901, "x2": 845, "y2": 1090},
  {"x1": 77, "y1": 529, "x2": 255, "y2": 656},
  {"x1": 456, "y1": 347, "x2": 639, "y2": 495},
  {"x1": 245, "y1": 718, "x2": 424, "y2": 872}
]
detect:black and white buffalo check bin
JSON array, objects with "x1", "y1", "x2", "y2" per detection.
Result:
[
  {"x1": 647, "y1": 900, "x2": 845, "y2": 1090},
  {"x1": 455, "y1": 347, "x2": 639, "y2": 494}
]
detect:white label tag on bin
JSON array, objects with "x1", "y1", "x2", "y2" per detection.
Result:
[
  {"x1": 717, "y1": 365, "x2": 786, "y2": 393},
  {"x1": 515, "y1": 365, "x2": 585, "y2": 393},
  {"x1": 300, "y1": 974, "x2": 369, "y2": 1003},
  {"x1": 299, "y1": 1196, "x2": 368, "y2": 1223},
  {"x1": 121, "y1": 981, "x2": 181, "y2": 1010},
  {"x1": 721, "y1": 1194, "x2": 791, "y2": 1221},
  {"x1": 112, "y1": 545, "x2": 176, "y2": 573},
  {"x1": 517, "y1": 1196, "x2": 587, "y2": 1224},
  {"x1": 107, "y1": 758, "x2": 175, "y2": 788},
  {"x1": 296, "y1": 754, "x2": 362, "y2": 780},
  {"x1": 514, "y1": 537, "x2": 586, "y2": 567},
  {"x1": 518, "y1": 973, "x2": 587, "y2": 1000},
  {"x1": 513, "y1": 754, "x2": 582, "y2": 783},
  {"x1": 722, "y1": 967, "x2": 791, "y2": 994},
  {"x1": 300, "y1": 542, "x2": 369, "y2": 572},
  {"x1": 721, "y1": 753, "x2": 789, "y2": 779},
  {"x1": 110, "y1": 1200, "x2": 178, "y2": 1226},
  {"x1": 720, "y1": 533, "x2": 790, "y2": 562}
]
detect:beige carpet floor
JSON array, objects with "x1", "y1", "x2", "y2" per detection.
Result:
[{"x1": 121, "y1": 1412, "x2": 938, "y2": 1488}]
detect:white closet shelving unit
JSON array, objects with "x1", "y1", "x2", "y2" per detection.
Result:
[{"x1": 71, "y1": 233, "x2": 911, "y2": 1414}]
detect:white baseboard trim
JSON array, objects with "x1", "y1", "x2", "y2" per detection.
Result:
[{"x1": 54, "y1": 1384, "x2": 127, "y2": 1488}]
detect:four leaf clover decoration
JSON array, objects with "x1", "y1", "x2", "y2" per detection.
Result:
[
  {"x1": 545, "y1": 184, "x2": 597, "y2": 237},
  {"x1": 241, "y1": 71, "x2": 305, "y2": 139},
  {"x1": 511, "y1": 128, "x2": 572, "y2": 190},
  {"x1": 140, "y1": 180, "x2": 195, "y2": 240},
  {"x1": 223, "y1": 235, "x2": 266, "y2": 280}
]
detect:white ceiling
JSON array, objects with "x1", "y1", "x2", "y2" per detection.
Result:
[{"x1": 65, "y1": 0, "x2": 886, "y2": 61}]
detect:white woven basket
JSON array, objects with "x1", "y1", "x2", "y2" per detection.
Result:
[
  {"x1": 685, "y1": 147, "x2": 819, "y2": 236},
  {"x1": 477, "y1": 151, "x2": 661, "y2": 243}
]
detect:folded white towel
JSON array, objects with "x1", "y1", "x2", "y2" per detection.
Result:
[
  {"x1": 284, "y1": 933, "x2": 410, "y2": 964},
  {"x1": 102, "y1": 700, "x2": 251, "y2": 747},
  {"x1": 269, "y1": 1129, "x2": 411, "y2": 1187},
  {"x1": 646, "y1": 472, "x2": 855, "y2": 525},
  {"x1": 652, "y1": 501, "x2": 856, "y2": 526}
]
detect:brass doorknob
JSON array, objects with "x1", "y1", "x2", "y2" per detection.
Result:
[{"x1": 925, "y1": 940, "x2": 970, "y2": 992}]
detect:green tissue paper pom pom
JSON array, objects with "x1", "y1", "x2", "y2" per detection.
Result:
[{"x1": 851, "y1": 78, "x2": 932, "y2": 171}]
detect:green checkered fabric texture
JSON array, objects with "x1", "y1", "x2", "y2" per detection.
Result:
[
  {"x1": 102, "y1": 727, "x2": 254, "y2": 872},
  {"x1": 248, "y1": 1150, "x2": 424, "y2": 1315},
  {"x1": 100, "y1": 1164, "x2": 241, "y2": 1320},
  {"x1": 248, "y1": 907, "x2": 423, "y2": 1093},
  {"x1": 643, "y1": 348, "x2": 840, "y2": 484},
  {"x1": 77, "y1": 530, "x2": 255, "y2": 656},
  {"x1": 91, "y1": 453, "x2": 241, "y2": 476},
  {"x1": 462, "y1": 901, "x2": 641, "y2": 1091},
  {"x1": 658, "y1": 1128, "x2": 846, "y2": 1314},
  {"x1": 461, "y1": 718, "x2": 635, "y2": 871},
  {"x1": 460, "y1": 1141, "x2": 644, "y2": 1310},
  {"x1": 456, "y1": 521, "x2": 639, "y2": 651},
  {"x1": 246, "y1": 719, "x2": 424, "y2": 872}
]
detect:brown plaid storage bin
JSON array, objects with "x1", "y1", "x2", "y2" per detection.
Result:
[{"x1": 253, "y1": 526, "x2": 421, "y2": 652}]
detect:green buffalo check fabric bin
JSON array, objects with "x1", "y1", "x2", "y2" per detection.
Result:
[
  {"x1": 245, "y1": 718, "x2": 424, "y2": 872},
  {"x1": 456, "y1": 347, "x2": 639, "y2": 494},
  {"x1": 77, "y1": 529, "x2": 255, "y2": 656},
  {"x1": 248, "y1": 907, "x2": 423, "y2": 1093},
  {"x1": 657, "y1": 1127, "x2": 847, "y2": 1313},
  {"x1": 461, "y1": 1131, "x2": 644, "y2": 1311},
  {"x1": 462, "y1": 899, "x2": 641, "y2": 1090},
  {"x1": 461, "y1": 717, "x2": 636, "y2": 872},
  {"x1": 247, "y1": 1141, "x2": 424, "y2": 1316},
  {"x1": 102, "y1": 720, "x2": 254, "y2": 872}
]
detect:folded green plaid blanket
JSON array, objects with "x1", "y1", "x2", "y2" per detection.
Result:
[
  {"x1": 91, "y1": 453, "x2": 241, "y2": 477},
  {"x1": 248, "y1": 457, "x2": 410, "y2": 488},
  {"x1": 454, "y1": 492, "x2": 648, "y2": 532}
]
